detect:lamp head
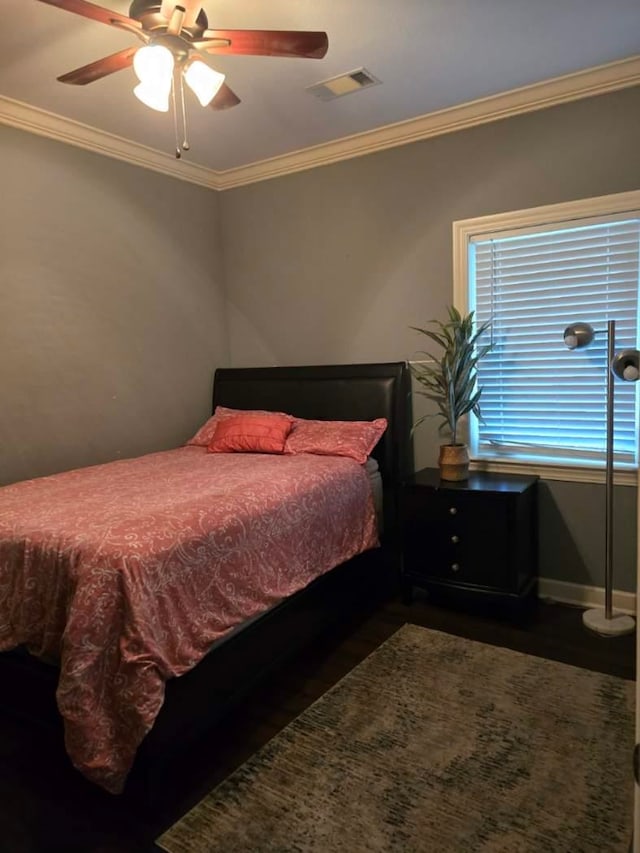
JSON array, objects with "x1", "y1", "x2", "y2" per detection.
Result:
[
  {"x1": 563, "y1": 322, "x2": 595, "y2": 350},
  {"x1": 611, "y1": 349, "x2": 640, "y2": 382}
]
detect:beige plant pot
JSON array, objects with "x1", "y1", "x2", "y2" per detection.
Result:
[{"x1": 438, "y1": 444, "x2": 470, "y2": 481}]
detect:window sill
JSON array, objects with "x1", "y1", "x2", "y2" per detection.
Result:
[{"x1": 470, "y1": 458, "x2": 638, "y2": 486}]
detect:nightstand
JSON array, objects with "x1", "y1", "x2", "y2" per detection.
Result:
[{"x1": 401, "y1": 468, "x2": 538, "y2": 613}]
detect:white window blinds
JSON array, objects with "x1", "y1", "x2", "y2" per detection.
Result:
[{"x1": 470, "y1": 215, "x2": 640, "y2": 468}]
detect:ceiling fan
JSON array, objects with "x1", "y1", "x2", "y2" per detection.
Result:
[{"x1": 37, "y1": 0, "x2": 329, "y2": 154}]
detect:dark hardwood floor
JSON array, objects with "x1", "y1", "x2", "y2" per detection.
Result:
[{"x1": 0, "y1": 592, "x2": 635, "y2": 853}]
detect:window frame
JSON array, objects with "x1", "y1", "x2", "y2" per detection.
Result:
[{"x1": 453, "y1": 190, "x2": 640, "y2": 486}]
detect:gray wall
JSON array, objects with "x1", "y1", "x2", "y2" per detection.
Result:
[
  {"x1": 1, "y1": 89, "x2": 638, "y2": 593},
  {"x1": 220, "y1": 86, "x2": 640, "y2": 592},
  {"x1": 0, "y1": 128, "x2": 229, "y2": 485}
]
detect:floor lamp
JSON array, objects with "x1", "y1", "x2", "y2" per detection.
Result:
[{"x1": 563, "y1": 320, "x2": 640, "y2": 637}]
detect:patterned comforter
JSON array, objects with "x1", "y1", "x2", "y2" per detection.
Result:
[{"x1": 0, "y1": 447, "x2": 378, "y2": 793}]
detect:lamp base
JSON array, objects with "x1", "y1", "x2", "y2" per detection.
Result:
[{"x1": 582, "y1": 608, "x2": 636, "y2": 637}]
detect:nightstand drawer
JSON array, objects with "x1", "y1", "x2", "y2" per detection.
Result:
[
  {"x1": 406, "y1": 547, "x2": 510, "y2": 586},
  {"x1": 404, "y1": 518, "x2": 510, "y2": 590},
  {"x1": 401, "y1": 469, "x2": 538, "y2": 611}
]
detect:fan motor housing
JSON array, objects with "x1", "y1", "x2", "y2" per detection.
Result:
[{"x1": 129, "y1": 1, "x2": 209, "y2": 38}]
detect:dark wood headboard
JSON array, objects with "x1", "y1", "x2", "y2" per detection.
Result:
[{"x1": 212, "y1": 362, "x2": 412, "y2": 540}]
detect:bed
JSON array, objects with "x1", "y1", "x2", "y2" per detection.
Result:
[{"x1": 0, "y1": 361, "x2": 411, "y2": 797}]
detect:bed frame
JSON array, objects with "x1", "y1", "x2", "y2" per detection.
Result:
[{"x1": 0, "y1": 361, "x2": 411, "y2": 799}]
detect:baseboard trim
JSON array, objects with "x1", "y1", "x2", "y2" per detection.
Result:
[{"x1": 538, "y1": 577, "x2": 636, "y2": 615}]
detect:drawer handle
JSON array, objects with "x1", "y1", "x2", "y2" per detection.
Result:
[
  {"x1": 449, "y1": 507, "x2": 457, "y2": 516},
  {"x1": 451, "y1": 535, "x2": 460, "y2": 544},
  {"x1": 451, "y1": 563, "x2": 460, "y2": 572}
]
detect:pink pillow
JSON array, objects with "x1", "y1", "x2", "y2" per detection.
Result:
[
  {"x1": 187, "y1": 406, "x2": 290, "y2": 447},
  {"x1": 285, "y1": 417, "x2": 387, "y2": 464},
  {"x1": 207, "y1": 413, "x2": 294, "y2": 454}
]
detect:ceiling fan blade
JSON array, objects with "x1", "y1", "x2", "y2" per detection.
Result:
[
  {"x1": 37, "y1": 0, "x2": 142, "y2": 31},
  {"x1": 196, "y1": 30, "x2": 328, "y2": 59},
  {"x1": 209, "y1": 83, "x2": 241, "y2": 111},
  {"x1": 57, "y1": 46, "x2": 138, "y2": 85}
]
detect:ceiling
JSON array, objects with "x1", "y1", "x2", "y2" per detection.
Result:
[{"x1": 2, "y1": 0, "x2": 640, "y2": 188}]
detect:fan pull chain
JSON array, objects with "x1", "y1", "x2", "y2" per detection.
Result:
[
  {"x1": 170, "y1": 72, "x2": 191, "y2": 159},
  {"x1": 171, "y1": 75, "x2": 181, "y2": 159},
  {"x1": 180, "y1": 74, "x2": 190, "y2": 152},
  {"x1": 170, "y1": 74, "x2": 191, "y2": 158}
]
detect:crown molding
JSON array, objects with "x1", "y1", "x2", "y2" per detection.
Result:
[
  {"x1": 220, "y1": 54, "x2": 640, "y2": 189},
  {"x1": 0, "y1": 95, "x2": 220, "y2": 190},
  {"x1": 2, "y1": 54, "x2": 639, "y2": 192}
]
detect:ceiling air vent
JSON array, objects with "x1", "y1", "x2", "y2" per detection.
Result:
[{"x1": 307, "y1": 68, "x2": 381, "y2": 101}]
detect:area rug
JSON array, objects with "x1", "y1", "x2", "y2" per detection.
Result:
[{"x1": 157, "y1": 624, "x2": 635, "y2": 852}]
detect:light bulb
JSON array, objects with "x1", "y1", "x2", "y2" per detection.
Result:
[
  {"x1": 184, "y1": 59, "x2": 225, "y2": 107},
  {"x1": 133, "y1": 44, "x2": 174, "y2": 84},
  {"x1": 623, "y1": 364, "x2": 639, "y2": 381},
  {"x1": 134, "y1": 80, "x2": 171, "y2": 112},
  {"x1": 563, "y1": 334, "x2": 578, "y2": 349}
]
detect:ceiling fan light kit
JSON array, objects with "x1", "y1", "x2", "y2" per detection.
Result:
[
  {"x1": 131, "y1": 44, "x2": 224, "y2": 113},
  {"x1": 37, "y1": 0, "x2": 329, "y2": 157},
  {"x1": 183, "y1": 59, "x2": 225, "y2": 107},
  {"x1": 133, "y1": 79, "x2": 169, "y2": 112},
  {"x1": 133, "y1": 43, "x2": 174, "y2": 111}
]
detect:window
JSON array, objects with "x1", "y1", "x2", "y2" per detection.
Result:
[{"x1": 453, "y1": 192, "x2": 640, "y2": 478}]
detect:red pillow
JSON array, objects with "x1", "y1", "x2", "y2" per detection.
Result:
[
  {"x1": 207, "y1": 413, "x2": 294, "y2": 454},
  {"x1": 187, "y1": 406, "x2": 291, "y2": 447},
  {"x1": 285, "y1": 417, "x2": 387, "y2": 464}
]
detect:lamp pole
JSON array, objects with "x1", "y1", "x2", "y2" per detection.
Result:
[
  {"x1": 563, "y1": 319, "x2": 637, "y2": 636},
  {"x1": 604, "y1": 319, "x2": 615, "y2": 621}
]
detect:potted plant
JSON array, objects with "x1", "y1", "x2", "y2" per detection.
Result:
[{"x1": 411, "y1": 306, "x2": 491, "y2": 481}]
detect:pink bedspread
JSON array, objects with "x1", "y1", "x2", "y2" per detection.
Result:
[{"x1": 0, "y1": 447, "x2": 378, "y2": 793}]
